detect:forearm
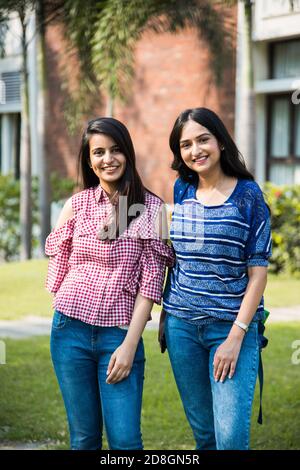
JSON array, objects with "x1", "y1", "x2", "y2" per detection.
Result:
[
  {"x1": 229, "y1": 267, "x2": 267, "y2": 339},
  {"x1": 123, "y1": 293, "x2": 154, "y2": 349}
]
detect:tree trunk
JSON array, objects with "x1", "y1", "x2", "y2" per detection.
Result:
[
  {"x1": 20, "y1": 16, "x2": 32, "y2": 260},
  {"x1": 106, "y1": 93, "x2": 114, "y2": 117},
  {"x1": 235, "y1": 0, "x2": 256, "y2": 174},
  {"x1": 36, "y1": 0, "x2": 51, "y2": 253}
]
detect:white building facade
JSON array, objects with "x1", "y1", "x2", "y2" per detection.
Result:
[
  {"x1": 0, "y1": 11, "x2": 40, "y2": 179},
  {"x1": 236, "y1": 0, "x2": 300, "y2": 185}
]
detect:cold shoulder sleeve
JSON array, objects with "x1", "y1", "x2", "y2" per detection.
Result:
[{"x1": 45, "y1": 217, "x2": 75, "y2": 293}]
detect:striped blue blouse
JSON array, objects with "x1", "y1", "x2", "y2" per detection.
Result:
[{"x1": 163, "y1": 178, "x2": 272, "y2": 325}]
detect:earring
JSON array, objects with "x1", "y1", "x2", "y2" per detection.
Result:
[{"x1": 220, "y1": 146, "x2": 225, "y2": 151}]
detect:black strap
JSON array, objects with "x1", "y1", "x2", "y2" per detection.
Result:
[{"x1": 257, "y1": 351, "x2": 264, "y2": 425}]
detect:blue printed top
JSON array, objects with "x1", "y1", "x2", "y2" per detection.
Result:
[{"x1": 163, "y1": 178, "x2": 272, "y2": 324}]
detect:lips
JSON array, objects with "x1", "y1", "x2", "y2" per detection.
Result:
[
  {"x1": 101, "y1": 166, "x2": 120, "y2": 171},
  {"x1": 193, "y1": 156, "x2": 208, "y2": 165}
]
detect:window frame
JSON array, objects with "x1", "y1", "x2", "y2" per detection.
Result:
[{"x1": 266, "y1": 93, "x2": 300, "y2": 181}]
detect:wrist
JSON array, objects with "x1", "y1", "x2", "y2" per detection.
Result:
[
  {"x1": 228, "y1": 324, "x2": 246, "y2": 341},
  {"x1": 122, "y1": 335, "x2": 139, "y2": 350}
]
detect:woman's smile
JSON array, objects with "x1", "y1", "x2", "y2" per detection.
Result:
[{"x1": 192, "y1": 155, "x2": 209, "y2": 165}]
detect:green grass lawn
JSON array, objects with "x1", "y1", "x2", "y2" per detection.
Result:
[
  {"x1": 0, "y1": 325, "x2": 299, "y2": 449},
  {"x1": 0, "y1": 259, "x2": 52, "y2": 320},
  {"x1": 0, "y1": 260, "x2": 299, "y2": 321}
]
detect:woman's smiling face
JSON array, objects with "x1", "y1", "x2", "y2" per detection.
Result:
[
  {"x1": 179, "y1": 119, "x2": 223, "y2": 176},
  {"x1": 89, "y1": 133, "x2": 127, "y2": 191}
]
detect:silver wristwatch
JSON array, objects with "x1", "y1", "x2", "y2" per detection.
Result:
[{"x1": 233, "y1": 320, "x2": 249, "y2": 333}]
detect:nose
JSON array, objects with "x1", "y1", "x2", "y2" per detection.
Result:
[
  {"x1": 102, "y1": 150, "x2": 114, "y2": 164},
  {"x1": 191, "y1": 141, "x2": 202, "y2": 157}
]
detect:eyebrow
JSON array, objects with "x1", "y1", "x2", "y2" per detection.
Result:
[
  {"x1": 91, "y1": 144, "x2": 119, "y2": 153},
  {"x1": 180, "y1": 133, "x2": 211, "y2": 144}
]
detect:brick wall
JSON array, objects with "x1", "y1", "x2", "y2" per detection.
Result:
[{"x1": 45, "y1": 13, "x2": 236, "y2": 203}]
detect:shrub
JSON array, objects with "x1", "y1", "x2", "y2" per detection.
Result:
[
  {"x1": 264, "y1": 183, "x2": 300, "y2": 276},
  {"x1": 0, "y1": 173, "x2": 76, "y2": 262}
]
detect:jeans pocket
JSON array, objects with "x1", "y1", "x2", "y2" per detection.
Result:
[{"x1": 52, "y1": 310, "x2": 71, "y2": 330}]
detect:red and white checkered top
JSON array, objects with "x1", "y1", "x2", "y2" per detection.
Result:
[{"x1": 45, "y1": 185, "x2": 175, "y2": 326}]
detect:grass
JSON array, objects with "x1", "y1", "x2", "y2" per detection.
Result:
[
  {"x1": 0, "y1": 260, "x2": 299, "y2": 321},
  {"x1": 264, "y1": 273, "x2": 300, "y2": 308},
  {"x1": 0, "y1": 259, "x2": 52, "y2": 320},
  {"x1": 0, "y1": 324, "x2": 300, "y2": 449}
]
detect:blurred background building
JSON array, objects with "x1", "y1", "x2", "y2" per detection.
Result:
[{"x1": 0, "y1": 0, "x2": 299, "y2": 202}]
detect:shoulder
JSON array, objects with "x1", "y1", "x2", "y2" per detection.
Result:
[
  {"x1": 238, "y1": 179, "x2": 264, "y2": 199},
  {"x1": 71, "y1": 187, "x2": 94, "y2": 213},
  {"x1": 236, "y1": 179, "x2": 269, "y2": 221},
  {"x1": 144, "y1": 190, "x2": 163, "y2": 209},
  {"x1": 54, "y1": 196, "x2": 73, "y2": 230},
  {"x1": 143, "y1": 191, "x2": 165, "y2": 227},
  {"x1": 174, "y1": 177, "x2": 193, "y2": 204},
  {"x1": 174, "y1": 176, "x2": 190, "y2": 192}
]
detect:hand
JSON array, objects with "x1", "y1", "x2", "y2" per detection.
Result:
[
  {"x1": 106, "y1": 342, "x2": 136, "y2": 384},
  {"x1": 213, "y1": 331, "x2": 244, "y2": 383}
]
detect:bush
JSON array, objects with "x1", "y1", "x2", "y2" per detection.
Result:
[
  {"x1": 50, "y1": 172, "x2": 77, "y2": 203},
  {"x1": 0, "y1": 173, "x2": 75, "y2": 262},
  {"x1": 264, "y1": 183, "x2": 300, "y2": 276}
]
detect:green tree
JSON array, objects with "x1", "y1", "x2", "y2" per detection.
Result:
[
  {"x1": 0, "y1": 0, "x2": 236, "y2": 259},
  {"x1": 59, "y1": 0, "x2": 236, "y2": 123},
  {"x1": 0, "y1": 0, "x2": 63, "y2": 258}
]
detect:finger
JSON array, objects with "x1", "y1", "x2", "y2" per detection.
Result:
[
  {"x1": 112, "y1": 369, "x2": 130, "y2": 384},
  {"x1": 214, "y1": 361, "x2": 225, "y2": 382},
  {"x1": 229, "y1": 362, "x2": 236, "y2": 379},
  {"x1": 220, "y1": 364, "x2": 230, "y2": 383},
  {"x1": 106, "y1": 364, "x2": 121, "y2": 384},
  {"x1": 213, "y1": 355, "x2": 221, "y2": 376},
  {"x1": 107, "y1": 354, "x2": 116, "y2": 376},
  {"x1": 107, "y1": 367, "x2": 128, "y2": 384}
]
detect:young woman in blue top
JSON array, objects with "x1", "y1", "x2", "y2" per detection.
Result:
[{"x1": 161, "y1": 107, "x2": 272, "y2": 450}]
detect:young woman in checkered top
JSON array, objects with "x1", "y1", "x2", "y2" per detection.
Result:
[{"x1": 45, "y1": 117, "x2": 174, "y2": 450}]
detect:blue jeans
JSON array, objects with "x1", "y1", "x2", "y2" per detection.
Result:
[
  {"x1": 164, "y1": 314, "x2": 259, "y2": 450},
  {"x1": 50, "y1": 310, "x2": 145, "y2": 450}
]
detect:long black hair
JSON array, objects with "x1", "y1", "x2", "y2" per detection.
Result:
[
  {"x1": 169, "y1": 107, "x2": 254, "y2": 183},
  {"x1": 78, "y1": 117, "x2": 146, "y2": 237}
]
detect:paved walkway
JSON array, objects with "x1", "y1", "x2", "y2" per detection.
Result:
[{"x1": 0, "y1": 307, "x2": 299, "y2": 339}]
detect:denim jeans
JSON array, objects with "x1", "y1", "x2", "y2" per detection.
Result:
[
  {"x1": 50, "y1": 310, "x2": 145, "y2": 450},
  {"x1": 164, "y1": 314, "x2": 259, "y2": 450}
]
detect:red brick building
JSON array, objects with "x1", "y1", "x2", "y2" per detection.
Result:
[
  {"x1": 45, "y1": 21, "x2": 236, "y2": 203},
  {"x1": 0, "y1": 7, "x2": 236, "y2": 206}
]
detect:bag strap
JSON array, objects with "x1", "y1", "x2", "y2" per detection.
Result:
[
  {"x1": 257, "y1": 351, "x2": 264, "y2": 424},
  {"x1": 257, "y1": 315, "x2": 269, "y2": 425}
]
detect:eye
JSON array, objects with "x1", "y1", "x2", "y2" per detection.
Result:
[
  {"x1": 93, "y1": 149, "x2": 104, "y2": 156},
  {"x1": 180, "y1": 143, "x2": 190, "y2": 149},
  {"x1": 112, "y1": 147, "x2": 121, "y2": 153},
  {"x1": 198, "y1": 138, "x2": 209, "y2": 144}
]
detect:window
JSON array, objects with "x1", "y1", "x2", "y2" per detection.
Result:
[
  {"x1": 270, "y1": 39, "x2": 300, "y2": 79},
  {"x1": 0, "y1": 112, "x2": 21, "y2": 179},
  {"x1": 0, "y1": 71, "x2": 21, "y2": 105},
  {"x1": 267, "y1": 94, "x2": 300, "y2": 184}
]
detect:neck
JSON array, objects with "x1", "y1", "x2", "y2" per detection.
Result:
[
  {"x1": 197, "y1": 168, "x2": 225, "y2": 190},
  {"x1": 99, "y1": 180, "x2": 118, "y2": 197}
]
